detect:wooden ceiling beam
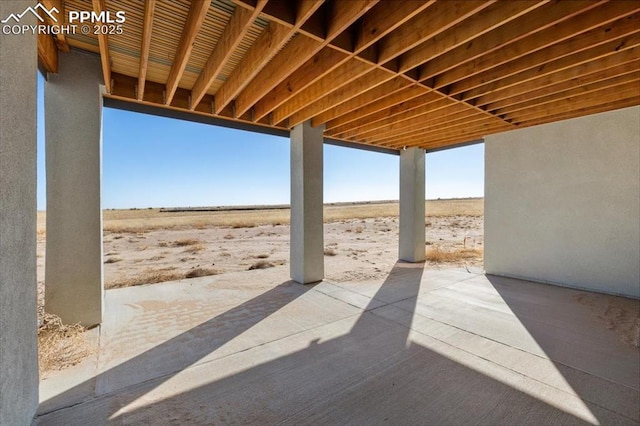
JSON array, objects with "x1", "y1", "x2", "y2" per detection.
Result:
[
  {"x1": 253, "y1": 48, "x2": 349, "y2": 121},
  {"x1": 514, "y1": 97, "x2": 640, "y2": 128},
  {"x1": 92, "y1": 0, "x2": 112, "y2": 93},
  {"x1": 251, "y1": 0, "x2": 435, "y2": 122},
  {"x1": 349, "y1": 103, "x2": 478, "y2": 142},
  {"x1": 469, "y1": 40, "x2": 640, "y2": 106},
  {"x1": 360, "y1": 112, "x2": 486, "y2": 146},
  {"x1": 493, "y1": 74, "x2": 640, "y2": 117},
  {"x1": 137, "y1": 0, "x2": 156, "y2": 101},
  {"x1": 417, "y1": 1, "x2": 603, "y2": 81},
  {"x1": 40, "y1": 0, "x2": 69, "y2": 52},
  {"x1": 354, "y1": 0, "x2": 436, "y2": 53},
  {"x1": 165, "y1": 0, "x2": 211, "y2": 105},
  {"x1": 384, "y1": 120, "x2": 513, "y2": 149},
  {"x1": 398, "y1": 0, "x2": 547, "y2": 73},
  {"x1": 504, "y1": 83, "x2": 640, "y2": 122},
  {"x1": 315, "y1": 77, "x2": 418, "y2": 129},
  {"x1": 333, "y1": 94, "x2": 450, "y2": 138},
  {"x1": 272, "y1": 60, "x2": 374, "y2": 124},
  {"x1": 486, "y1": 61, "x2": 640, "y2": 112},
  {"x1": 447, "y1": 12, "x2": 640, "y2": 97},
  {"x1": 301, "y1": 0, "x2": 542, "y2": 132},
  {"x1": 234, "y1": 0, "x2": 379, "y2": 118},
  {"x1": 379, "y1": 1, "x2": 496, "y2": 65},
  {"x1": 288, "y1": 68, "x2": 394, "y2": 126},
  {"x1": 108, "y1": 72, "x2": 287, "y2": 133},
  {"x1": 378, "y1": 113, "x2": 492, "y2": 146},
  {"x1": 37, "y1": 33, "x2": 58, "y2": 74},
  {"x1": 261, "y1": 0, "x2": 511, "y2": 127},
  {"x1": 189, "y1": 1, "x2": 266, "y2": 109},
  {"x1": 339, "y1": 99, "x2": 463, "y2": 140},
  {"x1": 214, "y1": 0, "x2": 323, "y2": 114},
  {"x1": 434, "y1": 2, "x2": 640, "y2": 93}
]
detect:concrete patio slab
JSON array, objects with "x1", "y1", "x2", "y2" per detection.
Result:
[{"x1": 35, "y1": 264, "x2": 639, "y2": 425}]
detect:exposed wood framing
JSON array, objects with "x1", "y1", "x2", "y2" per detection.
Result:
[
  {"x1": 137, "y1": 0, "x2": 156, "y2": 101},
  {"x1": 37, "y1": 33, "x2": 58, "y2": 74},
  {"x1": 40, "y1": 0, "x2": 69, "y2": 52},
  {"x1": 92, "y1": 0, "x2": 112, "y2": 93},
  {"x1": 51, "y1": 0, "x2": 639, "y2": 152},
  {"x1": 190, "y1": 1, "x2": 267, "y2": 109},
  {"x1": 165, "y1": 0, "x2": 212, "y2": 105},
  {"x1": 214, "y1": 0, "x2": 325, "y2": 114}
]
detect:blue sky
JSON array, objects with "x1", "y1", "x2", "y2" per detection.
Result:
[{"x1": 36, "y1": 75, "x2": 483, "y2": 209}]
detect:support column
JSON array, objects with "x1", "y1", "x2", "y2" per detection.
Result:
[
  {"x1": 0, "y1": 2, "x2": 39, "y2": 424},
  {"x1": 45, "y1": 50, "x2": 104, "y2": 326},
  {"x1": 290, "y1": 121, "x2": 324, "y2": 284},
  {"x1": 399, "y1": 147, "x2": 426, "y2": 262}
]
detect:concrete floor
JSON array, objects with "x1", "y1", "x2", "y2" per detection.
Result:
[{"x1": 35, "y1": 264, "x2": 639, "y2": 425}]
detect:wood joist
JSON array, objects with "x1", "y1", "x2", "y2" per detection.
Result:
[{"x1": 41, "y1": 0, "x2": 640, "y2": 152}]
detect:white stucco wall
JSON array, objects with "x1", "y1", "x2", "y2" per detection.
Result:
[{"x1": 485, "y1": 106, "x2": 640, "y2": 298}]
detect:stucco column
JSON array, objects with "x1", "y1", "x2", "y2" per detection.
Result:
[
  {"x1": 290, "y1": 121, "x2": 324, "y2": 284},
  {"x1": 45, "y1": 50, "x2": 104, "y2": 327},
  {"x1": 0, "y1": 2, "x2": 39, "y2": 424},
  {"x1": 399, "y1": 147, "x2": 426, "y2": 262}
]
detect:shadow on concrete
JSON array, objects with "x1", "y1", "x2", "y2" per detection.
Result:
[
  {"x1": 487, "y1": 274, "x2": 640, "y2": 425},
  {"x1": 38, "y1": 279, "x2": 312, "y2": 415},
  {"x1": 35, "y1": 265, "x2": 606, "y2": 424}
]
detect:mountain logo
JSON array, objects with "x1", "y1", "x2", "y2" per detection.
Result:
[{"x1": 1, "y1": 3, "x2": 59, "y2": 24}]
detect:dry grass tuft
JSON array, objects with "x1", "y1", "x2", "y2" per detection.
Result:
[
  {"x1": 104, "y1": 257, "x2": 122, "y2": 264},
  {"x1": 106, "y1": 270, "x2": 185, "y2": 289},
  {"x1": 171, "y1": 238, "x2": 201, "y2": 247},
  {"x1": 426, "y1": 246, "x2": 483, "y2": 263},
  {"x1": 185, "y1": 267, "x2": 220, "y2": 279},
  {"x1": 232, "y1": 223, "x2": 256, "y2": 229},
  {"x1": 247, "y1": 259, "x2": 285, "y2": 270},
  {"x1": 183, "y1": 244, "x2": 205, "y2": 254},
  {"x1": 248, "y1": 260, "x2": 274, "y2": 270},
  {"x1": 324, "y1": 247, "x2": 337, "y2": 256},
  {"x1": 38, "y1": 313, "x2": 91, "y2": 376}
]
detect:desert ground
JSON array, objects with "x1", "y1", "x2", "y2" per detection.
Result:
[{"x1": 36, "y1": 198, "x2": 484, "y2": 315}]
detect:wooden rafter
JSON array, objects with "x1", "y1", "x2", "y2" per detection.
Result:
[
  {"x1": 37, "y1": 33, "x2": 58, "y2": 73},
  {"x1": 272, "y1": 60, "x2": 374, "y2": 125},
  {"x1": 62, "y1": 0, "x2": 639, "y2": 152},
  {"x1": 339, "y1": 100, "x2": 467, "y2": 140},
  {"x1": 330, "y1": 94, "x2": 452, "y2": 139},
  {"x1": 165, "y1": 0, "x2": 211, "y2": 105},
  {"x1": 190, "y1": 1, "x2": 267, "y2": 110},
  {"x1": 437, "y1": 3, "x2": 640, "y2": 92},
  {"x1": 485, "y1": 61, "x2": 640, "y2": 113},
  {"x1": 233, "y1": 0, "x2": 381, "y2": 118},
  {"x1": 448, "y1": 12, "x2": 640, "y2": 97},
  {"x1": 493, "y1": 74, "x2": 640, "y2": 118},
  {"x1": 137, "y1": 0, "x2": 156, "y2": 101},
  {"x1": 252, "y1": 47, "x2": 349, "y2": 121},
  {"x1": 315, "y1": 77, "x2": 417, "y2": 129},
  {"x1": 469, "y1": 43, "x2": 640, "y2": 106},
  {"x1": 92, "y1": 0, "x2": 112, "y2": 93},
  {"x1": 397, "y1": 0, "x2": 546, "y2": 73},
  {"x1": 41, "y1": 0, "x2": 69, "y2": 52},
  {"x1": 214, "y1": 0, "x2": 324, "y2": 114},
  {"x1": 417, "y1": 1, "x2": 604, "y2": 80}
]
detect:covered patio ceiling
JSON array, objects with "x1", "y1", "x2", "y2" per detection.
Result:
[{"x1": 39, "y1": 0, "x2": 640, "y2": 151}]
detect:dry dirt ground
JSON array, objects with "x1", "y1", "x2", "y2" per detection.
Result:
[{"x1": 36, "y1": 199, "x2": 484, "y2": 315}]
